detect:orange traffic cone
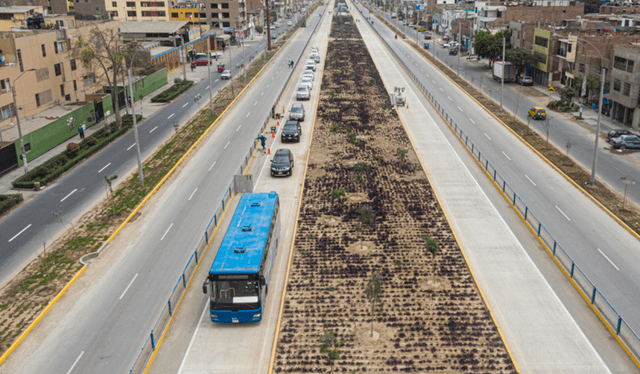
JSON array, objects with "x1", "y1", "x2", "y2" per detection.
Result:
[
  {"x1": 407, "y1": 104, "x2": 409, "y2": 109},
  {"x1": 272, "y1": 131, "x2": 275, "y2": 138},
  {"x1": 277, "y1": 121, "x2": 280, "y2": 126},
  {"x1": 282, "y1": 106, "x2": 285, "y2": 114},
  {"x1": 268, "y1": 148, "x2": 271, "y2": 154}
]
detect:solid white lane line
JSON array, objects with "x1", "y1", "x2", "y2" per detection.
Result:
[
  {"x1": 160, "y1": 223, "x2": 174, "y2": 241},
  {"x1": 149, "y1": 126, "x2": 158, "y2": 133},
  {"x1": 188, "y1": 188, "x2": 198, "y2": 201},
  {"x1": 254, "y1": 101, "x2": 258, "y2": 106},
  {"x1": 448, "y1": 96, "x2": 452, "y2": 101},
  {"x1": 246, "y1": 112, "x2": 250, "y2": 118},
  {"x1": 9, "y1": 224, "x2": 32, "y2": 242},
  {"x1": 168, "y1": 113, "x2": 175, "y2": 119},
  {"x1": 127, "y1": 143, "x2": 136, "y2": 151},
  {"x1": 182, "y1": 102, "x2": 189, "y2": 108},
  {"x1": 224, "y1": 141, "x2": 230, "y2": 149},
  {"x1": 597, "y1": 248, "x2": 620, "y2": 271},
  {"x1": 484, "y1": 133, "x2": 491, "y2": 140},
  {"x1": 66, "y1": 351, "x2": 84, "y2": 374},
  {"x1": 469, "y1": 118, "x2": 476, "y2": 124},
  {"x1": 556, "y1": 206, "x2": 571, "y2": 221},
  {"x1": 439, "y1": 87, "x2": 443, "y2": 92},
  {"x1": 205, "y1": 86, "x2": 210, "y2": 90},
  {"x1": 119, "y1": 274, "x2": 139, "y2": 300},
  {"x1": 236, "y1": 125, "x2": 242, "y2": 132},
  {"x1": 209, "y1": 161, "x2": 216, "y2": 172},
  {"x1": 458, "y1": 106, "x2": 463, "y2": 112},
  {"x1": 525, "y1": 175, "x2": 537, "y2": 186},
  {"x1": 501, "y1": 151, "x2": 511, "y2": 160},
  {"x1": 98, "y1": 163, "x2": 111, "y2": 173},
  {"x1": 60, "y1": 189, "x2": 78, "y2": 203}
]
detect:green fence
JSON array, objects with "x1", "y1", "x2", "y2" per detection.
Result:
[{"x1": 129, "y1": 68, "x2": 168, "y2": 101}]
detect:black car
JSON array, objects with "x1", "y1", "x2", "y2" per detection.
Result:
[
  {"x1": 607, "y1": 129, "x2": 634, "y2": 143},
  {"x1": 270, "y1": 149, "x2": 294, "y2": 177},
  {"x1": 281, "y1": 121, "x2": 301, "y2": 142}
]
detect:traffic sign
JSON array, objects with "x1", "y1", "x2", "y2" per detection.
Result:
[{"x1": 548, "y1": 87, "x2": 555, "y2": 93}]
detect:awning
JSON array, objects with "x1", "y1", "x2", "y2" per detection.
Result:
[{"x1": 216, "y1": 34, "x2": 231, "y2": 41}]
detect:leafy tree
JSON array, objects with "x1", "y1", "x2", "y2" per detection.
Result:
[
  {"x1": 506, "y1": 48, "x2": 535, "y2": 77},
  {"x1": 473, "y1": 29, "x2": 510, "y2": 65},
  {"x1": 74, "y1": 27, "x2": 129, "y2": 129},
  {"x1": 423, "y1": 233, "x2": 439, "y2": 283},
  {"x1": 319, "y1": 331, "x2": 342, "y2": 372},
  {"x1": 585, "y1": 74, "x2": 601, "y2": 104},
  {"x1": 356, "y1": 205, "x2": 375, "y2": 249},
  {"x1": 560, "y1": 86, "x2": 577, "y2": 106},
  {"x1": 365, "y1": 272, "x2": 383, "y2": 337}
]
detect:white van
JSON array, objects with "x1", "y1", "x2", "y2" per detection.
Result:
[{"x1": 305, "y1": 60, "x2": 316, "y2": 71}]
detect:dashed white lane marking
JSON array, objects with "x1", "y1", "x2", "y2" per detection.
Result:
[
  {"x1": 182, "y1": 102, "x2": 189, "y2": 108},
  {"x1": 209, "y1": 161, "x2": 216, "y2": 172},
  {"x1": 484, "y1": 133, "x2": 491, "y2": 141},
  {"x1": 215, "y1": 79, "x2": 219, "y2": 82},
  {"x1": 237, "y1": 125, "x2": 242, "y2": 132},
  {"x1": 149, "y1": 126, "x2": 158, "y2": 133},
  {"x1": 458, "y1": 106, "x2": 463, "y2": 112},
  {"x1": 168, "y1": 113, "x2": 175, "y2": 119},
  {"x1": 66, "y1": 351, "x2": 84, "y2": 374},
  {"x1": 261, "y1": 91, "x2": 264, "y2": 96},
  {"x1": 188, "y1": 188, "x2": 198, "y2": 201},
  {"x1": 127, "y1": 143, "x2": 136, "y2": 151},
  {"x1": 60, "y1": 189, "x2": 78, "y2": 202},
  {"x1": 246, "y1": 112, "x2": 250, "y2": 118},
  {"x1": 8, "y1": 224, "x2": 31, "y2": 242},
  {"x1": 119, "y1": 274, "x2": 138, "y2": 300},
  {"x1": 555, "y1": 206, "x2": 571, "y2": 221},
  {"x1": 597, "y1": 248, "x2": 620, "y2": 271},
  {"x1": 469, "y1": 118, "x2": 476, "y2": 124},
  {"x1": 254, "y1": 101, "x2": 258, "y2": 106},
  {"x1": 160, "y1": 223, "x2": 174, "y2": 241},
  {"x1": 525, "y1": 174, "x2": 537, "y2": 186},
  {"x1": 501, "y1": 151, "x2": 511, "y2": 160},
  {"x1": 205, "y1": 86, "x2": 210, "y2": 90},
  {"x1": 98, "y1": 163, "x2": 111, "y2": 173},
  {"x1": 224, "y1": 141, "x2": 230, "y2": 149},
  {"x1": 439, "y1": 87, "x2": 443, "y2": 92},
  {"x1": 447, "y1": 96, "x2": 452, "y2": 101}
]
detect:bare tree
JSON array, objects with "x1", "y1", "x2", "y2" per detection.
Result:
[{"x1": 74, "y1": 27, "x2": 128, "y2": 129}]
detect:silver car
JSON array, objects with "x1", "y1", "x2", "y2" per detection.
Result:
[
  {"x1": 305, "y1": 61, "x2": 316, "y2": 71},
  {"x1": 289, "y1": 103, "x2": 305, "y2": 121},
  {"x1": 296, "y1": 86, "x2": 310, "y2": 100},
  {"x1": 301, "y1": 77, "x2": 313, "y2": 91},
  {"x1": 310, "y1": 53, "x2": 320, "y2": 63},
  {"x1": 302, "y1": 72, "x2": 314, "y2": 81}
]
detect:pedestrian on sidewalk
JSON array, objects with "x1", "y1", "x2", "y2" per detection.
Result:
[{"x1": 78, "y1": 123, "x2": 85, "y2": 139}]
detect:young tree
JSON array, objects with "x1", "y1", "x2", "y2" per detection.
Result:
[
  {"x1": 365, "y1": 272, "x2": 383, "y2": 337},
  {"x1": 423, "y1": 233, "x2": 439, "y2": 283},
  {"x1": 319, "y1": 331, "x2": 341, "y2": 372},
  {"x1": 506, "y1": 48, "x2": 535, "y2": 77},
  {"x1": 560, "y1": 87, "x2": 577, "y2": 106},
  {"x1": 74, "y1": 27, "x2": 128, "y2": 129},
  {"x1": 357, "y1": 205, "x2": 375, "y2": 249}
]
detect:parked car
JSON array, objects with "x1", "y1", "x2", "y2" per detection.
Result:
[
  {"x1": 301, "y1": 77, "x2": 313, "y2": 91},
  {"x1": 281, "y1": 121, "x2": 302, "y2": 142},
  {"x1": 517, "y1": 75, "x2": 534, "y2": 86},
  {"x1": 610, "y1": 134, "x2": 640, "y2": 150},
  {"x1": 608, "y1": 129, "x2": 634, "y2": 143},
  {"x1": 311, "y1": 46, "x2": 319, "y2": 54},
  {"x1": 270, "y1": 24, "x2": 276, "y2": 30},
  {"x1": 287, "y1": 21, "x2": 292, "y2": 26},
  {"x1": 449, "y1": 47, "x2": 458, "y2": 55},
  {"x1": 528, "y1": 106, "x2": 546, "y2": 120},
  {"x1": 217, "y1": 63, "x2": 225, "y2": 72},
  {"x1": 193, "y1": 58, "x2": 211, "y2": 66},
  {"x1": 289, "y1": 103, "x2": 305, "y2": 121},
  {"x1": 296, "y1": 85, "x2": 310, "y2": 100},
  {"x1": 221, "y1": 70, "x2": 231, "y2": 79},
  {"x1": 310, "y1": 53, "x2": 320, "y2": 63},
  {"x1": 423, "y1": 42, "x2": 430, "y2": 50},
  {"x1": 305, "y1": 61, "x2": 316, "y2": 71},
  {"x1": 270, "y1": 148, "x2": 295, "y2": 176},
  {"x1": 302, "y1": 71, "x2": 315, "y2": 81}
]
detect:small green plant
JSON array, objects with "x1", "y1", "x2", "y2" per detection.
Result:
[
  {"x1": 368, "y1": 78, "x2": 376, "y2": 86},
  {"x1": 330, "y1": 122, "x2": 340, "y2": 133},
  {"x1": 397, "y1": 148, "x2": 408, "y2": 162},
  {"x1": 365, "y1": 272, "x2": 383, "y2": 337},
  {"x1": 331, "y1": 188, "x2": 346, "y2": 200},
  {"x1": 382, "y1": 103, "x2": 388, "y2": 110},
  {"x1": 319, "y1": 331, "x2": 342, "y2": 368},
  {"x1": 394, "y1": 260, "x2": 403, "y2": 265},
  {"x1": 327, "y1": 286, "x2": 335, "y2": 291},
  {"x1": 66, "y1": 143, "x2": 80, "y2": 158},
  {"x1": 353, "y1": 162, "x2": 371, "y2": 184},
  {"x1": 306, "y1": 233, "x2": 315, "y2": 239},
  {"x1": 423, "y1": 233, "x2": 439, "y2": 283}
]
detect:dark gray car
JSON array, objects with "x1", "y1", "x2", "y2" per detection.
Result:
[
  {"x1": 270, "y1": 148, "x2": 294, "y2": 176},
  {"x1": 610, "y1": 134, "x2": 640, "y2": 150}
]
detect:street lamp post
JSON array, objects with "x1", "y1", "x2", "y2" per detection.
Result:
[
  {"x1": 229, "y1": 42, "x2": 235, "y2": 96},
  {"x1": 11, "y1": 68, "x2": 36, "y2": 173},
  {"x1": 207, "y1": 57, "x2": 214, "y2": 116},
  {"x1": 128, "y1": 49, "x2": 144, "y2": 187}
]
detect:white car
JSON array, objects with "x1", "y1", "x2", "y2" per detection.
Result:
[
  {"x1": 301, "y1": 77, "x2": 313, "y2": 91},
  {"x1": 311, "y1": 46, "x2": 319, "y2": 54},
  {"x1": 305, "y1": 61, "x2": 316, "y2": 71},
  {"x1": 221, "y1": 70, "x2": 231, "y2": 79},
  {"x1": 270, "y1": 24, "x2": 276, "y2": 30},
  {"x1": 302, "y1": 72, "x2": 314, "y2": 81},
  {"x1": 310, "y1": 53, "x2": 320, "y2": 63},
  {"x1": 287, "y1": 21, "x2": 292, "y2": 26},
  {"x1": 296, "y1": 85, "x2": 310, "y2": 100}
]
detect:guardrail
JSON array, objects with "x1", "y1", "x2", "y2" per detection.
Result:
[
  {"x1": 128, "y1": 9, "x2": 326, "y2": 374},
  {"x1": 355, "y1": 3, "x2": 640, "y2": 364}
]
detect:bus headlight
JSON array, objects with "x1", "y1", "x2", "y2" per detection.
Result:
[
  {"x1": 253, "y1": 314, "x2": 261, "y2": 318},
  {"x1": 211, "y1": 314, "x2": 218, "y2": 318}
]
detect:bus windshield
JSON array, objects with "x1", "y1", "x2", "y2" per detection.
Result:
[{"x1": 211, "y1": 279, "x2": 260, "y2": 308}]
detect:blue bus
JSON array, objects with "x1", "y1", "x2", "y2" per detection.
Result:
[{"x1": 202, "y1": 192, "x2": 280, "y2": 323}]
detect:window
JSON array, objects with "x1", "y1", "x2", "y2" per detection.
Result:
[
  {"x1": 17, "y1": 49, "x2": 23, "y2": 72},
  {"x1": 112, "y1": 1, "x2": 116, "y2": 6},
  {"x1": 221, "y1": 2, "x2": 229, "y2": 8},
  {"x1": 54, "y1": 63, "x2": 62, "y2": 76},
  {"x1": 624, "y1": 82, "x2": 631, "y2": 96},
  {"x1": 41, "y1": 44, "x2": 46, "y2": 57},
  {"x1": 2, "y1": 104, "x2": 12, "y2": 120},
  {"x1": 613, "y1": 79, "x2": 621, "y2": 92},
  {"x1": 73, "y1": 80, "x2": 77, "y2": 91},
  {"x1": 142, "y1": 10, "x2": 166, "y2": 16},
  {"x1": 614, "y1": 56, "x2": 628, "y2": 71},
  {"x1": 567, "y1": 44, "x2": 571, "y2": 53},
  {"x1": 60, "y1": 84, "x2": 65, "y2": 96},
  {"x1": 211, "y1": 12, "x2": 218, "y2": 18},
  {"x1": 222, "y1": 12, "x2": 229, "y2": 18},
  {"x1": 627, "y1": 60, "x2": 634, "y2": 73},
  {"x1": 579, "y1": 63, "x2": 585, "y2": 73},
  {"x1": 171, "y1": 12, "x2": 178, "y2": 17},
  {"x1": 200, "y1": 12, "x2": 206, "y2": 18},
  {"x1": 110, "y1": 11, "x2": 118, "y2": 17},
  {"x1": 35, "y1": 93, "x2": 41, "y2": 107},
  {"x1": 210, "y1": 3, "x2": 217, "y2": 8},
  {"x1": 533, "y1": 51, "x2": 547, "y2": 64},
  {"x1": 71, "y1": 59, "x2": 77, "y2": 71},
  {"x1": 83, "y1": 74, "x2": 95, "y2": 87},
  {"x1": 222, "y1": 21, "x2": 230, "y2": 27},
  {"x1": 0, "y1": 78, "x2": 10, "y2": 92},
  {"x1": 534, "y1": 36, "x2": 549, "y2": 48},
  {"x1": 128, "y1": 11, "x2": 136, "y2": 16},
  {"x1": 126, "y1": 1, "x2": 135, "y2": 6}
]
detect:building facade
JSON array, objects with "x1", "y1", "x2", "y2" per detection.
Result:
[
  {"x1": 105, "y1": 0, "x2": 170, "y2": 21},
  {"x1": 609, "y1": 46, "x2": 640, "y2": 129}
]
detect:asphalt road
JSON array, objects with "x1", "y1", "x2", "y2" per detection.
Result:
[
  {"x1": 0, "y1": 22, "x2": 295, "y2": 289},
  {"x1": 382, "y1": 10, "x2": 640, "y2": 209},
  {"x1": 363, "y1": 1, "x2": 640, "y2": 348},
  {"x1": 0, "y1": 9, "x2": 325, "y2": 374}
]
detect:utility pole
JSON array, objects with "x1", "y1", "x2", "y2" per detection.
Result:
[
  {"x1": 266, "y1": 0, "x2": 272, "y2": 51},
  {"x1": 207, "y1": 58, "x2": 214, "y2": 115},
  {"x1": 457, "y1": 18, "x2": 461, "y2": 77},
  {"x1": 230, "y1": 43, "x2": 235, "y2": 96},
  {"x1": 128, "y1": 66, "x2": 144, "y2": 187},
  {"x1": 500, "y1": 36, "x2": 505, "y2": 112},
  {"x1": 590, "y1": 68, "x2": 606, "y2": 185},
  {"x1": 181, "y1": 41, "x2": 187, "y2": 81}
]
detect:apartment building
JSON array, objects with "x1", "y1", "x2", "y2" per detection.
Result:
[
  {"x1": 105, "y1": 0, "x2": 170, "y2": 21},
  {"x1": 72, "y1": 0, "x2": 109, "y2": 20},
  {"x1": 7, "y1": 0, "x2": 68, "y2": 15},
  {"x1": 0, "y1": 6, "x2": 43, "y2": 32},
  {"x1": 609, "y1": 46, "x2": 640, "y2": 129},
  {"x1": 0, "y1": 20, "x2": 118, "y2": 129},
  {"x1": 198, "y1": 0, "x2": 247, "y2": 33},
  {"x1": 471, "y1": 1, "x2": 584, "y2": 33}
]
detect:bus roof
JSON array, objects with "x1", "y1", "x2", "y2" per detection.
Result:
[{"x1": 209, "y1": 192, "x2": 278, "y2": 275}]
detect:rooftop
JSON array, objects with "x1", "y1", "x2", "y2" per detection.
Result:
[
  {"x1": 120, "y1": 21, "x2": 189, "y2": 34},
  {"x1": 0, "y1": 6, "x2": 41, "y2": 14}
]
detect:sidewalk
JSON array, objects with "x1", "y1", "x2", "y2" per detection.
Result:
[{"x1": 0, "y1": 35, "x2": 265, "y2": 198}]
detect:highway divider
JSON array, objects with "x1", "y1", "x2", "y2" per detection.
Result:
[{"x1": 355, "y1": 3, "x2": 640, "y2": 368}]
